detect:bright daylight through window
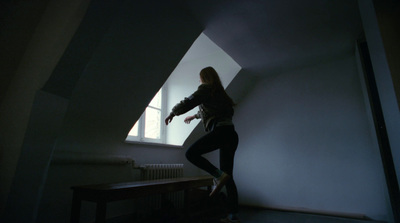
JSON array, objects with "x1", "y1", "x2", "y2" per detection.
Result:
[
  {"x1": 127, "y1": 88, "x2": 164, "y2": 143},
  {"x1": 125, "y1": 33, "x2": 241, "y2": 146}
]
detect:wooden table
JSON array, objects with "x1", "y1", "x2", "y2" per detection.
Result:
[{"x1": 70, "y1": 176, "x2": 214, "y2": 223}]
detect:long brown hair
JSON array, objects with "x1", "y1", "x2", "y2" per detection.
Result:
[{"x1": 200, "y1": 67, "x2": 235, "y2": 106}]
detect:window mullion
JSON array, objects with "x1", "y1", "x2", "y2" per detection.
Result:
[
  {"x1": 161, "y1": 87, "x2": 167, "y2": 143},
  {"x1": 126, "y1": 87, "x2": 165, "y2": 144},
  {"x1": 140, "y1": 110, "x2": 146, "y2": 141},
  {"x1": 147, "y1": 105, "x2": 160, "y2": 110}
]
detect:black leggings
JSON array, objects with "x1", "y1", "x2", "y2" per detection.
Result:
[{"x1": 185, "y1": 125, "x2": 239, "y2": 213}]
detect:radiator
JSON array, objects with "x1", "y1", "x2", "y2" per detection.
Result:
[
  {"x1": 139, "y1": 164, "x2": 184, "y2": 210},
  {"x1": 140, "y1": 164, "x2": 184, "y2": 180}
]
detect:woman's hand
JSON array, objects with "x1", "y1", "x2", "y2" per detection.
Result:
[
  {"x1": 165, "y1": 114, "x2": 174, "y2": 125},
  {"x1": 184, "y1": 115, "x2": 196, "y2": 124}
]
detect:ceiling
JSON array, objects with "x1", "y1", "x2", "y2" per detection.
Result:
[
  {"x1": 0, "y1": 0, "x2": 363, "y2": 104},
  {"x1": 179, "y1": 0, "x2": 363, "y2": 76}
]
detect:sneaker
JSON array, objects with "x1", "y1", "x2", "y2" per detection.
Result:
[
  {"x1": 220, "y1": 216, "x2": 241, "y2": 223},
  {"x1": 209, "y1": 172, "x2": 231, "y2": 197}
]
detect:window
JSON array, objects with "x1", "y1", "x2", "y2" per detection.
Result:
[
  {"x1": 126, "y1": 88, "x2": 165, "y2": 143},
  {"x1": 125, "y1": 33, "x2": 240, "y2": 146}
]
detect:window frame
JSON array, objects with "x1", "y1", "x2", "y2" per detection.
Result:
[{"x1": 126, "y1": 87, "x2": 166, "y2": 144}]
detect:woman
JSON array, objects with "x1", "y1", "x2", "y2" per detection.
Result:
[{"x1": 165, "y1": 67, "x2": 240, "y2": 223}]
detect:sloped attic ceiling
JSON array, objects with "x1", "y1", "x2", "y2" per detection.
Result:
[
  {"x1": 0, "y1": 0, "x2": 363, "y2": 150},
  {"x1": 178, "y1": 0, "x2": 363, "y2": 75},
  {"x1": 0, "y1": 0, "x2": 363, "y2": 103}
]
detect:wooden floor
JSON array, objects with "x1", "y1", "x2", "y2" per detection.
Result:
[
  {"x1": 106, "y1": 205, "x2": 387, "y2": 223},
  {"x1": 237, "y1": 206, "x2": 387, "y2": 223},
  {"x1": 83, "y1": 184, "x2": 386, "y2": 223}
]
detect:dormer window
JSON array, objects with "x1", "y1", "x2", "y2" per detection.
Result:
[
  {"x1": 125, "y1": 33, "x2": 240, "y2": 146},
  {"x1": 126, "y1": 88, "x2": 166, "y2": 143}
]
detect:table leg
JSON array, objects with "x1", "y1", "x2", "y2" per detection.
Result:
[
  {"x1": 70, "y1": 193, "x2": 81, "y2": 223},
  {"x1": 95, "y1": 201, "x2": 107, "y2": 223}
]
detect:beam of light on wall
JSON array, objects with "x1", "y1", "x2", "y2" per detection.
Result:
[{"x1": 126, "y1": 32, "x2": 241, "y2": 146}]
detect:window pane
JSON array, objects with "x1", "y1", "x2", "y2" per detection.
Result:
[
  {"x1": 128, "y1": 120, "x2": 139, "y2": 136},
  {"x1": 149, "y1": 88, "x2": 162, "y2": 109},
  {"x1": 144, "y1": 107, "x2": 161, "y2": 139}
]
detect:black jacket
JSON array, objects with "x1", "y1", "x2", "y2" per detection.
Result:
[{"x1": 170, "y1": 84, "x2": 234, "y2": 132}]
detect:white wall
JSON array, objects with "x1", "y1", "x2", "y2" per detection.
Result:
[{"x1": 233, "y1": 55, "x2": 388, "y2": 220}]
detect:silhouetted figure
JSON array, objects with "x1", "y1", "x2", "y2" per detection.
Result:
[{"x1": 165, "y1": 66, "x2": 240, "y2": 223}]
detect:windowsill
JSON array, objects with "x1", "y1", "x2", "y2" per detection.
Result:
[{"x1": 124, "y1": 140, "x2": 184, "y2": 149}]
